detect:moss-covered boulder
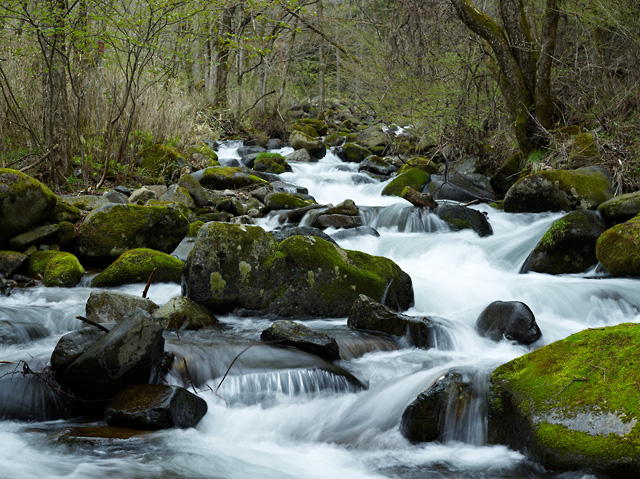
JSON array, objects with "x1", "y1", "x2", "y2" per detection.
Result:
[
  {"x1": 289, "y1": 130, "x2": 326, "y2": 159},
  {"x1": 397, "y1": 157, "x2": 439, "y2": 176},
  {"x1": 260, "y1": 320, "x2": 340, "y2": 361},
  {"x1": 596, "y1": 214, "x2": 640, "y2": 277},
  {"x1": 60, "y1": 195, "x2": 109, "y2": 212},
  {"x1": 264, "y1": 192, "x2": 315, "y2": 212},
  {"x1": 598, "y1": 191, "x2": 640, "y2": 225},
  {"x1": 91, "y1": 248, "x2": 183, "y2": 287},
  {"x1": 489, "y1": 323, "x2": 640, "y2": 476},
  {"x1": 357, "y1": 125, "x2": 389, "y2": 149},
  {"x1": 521, "y1": 210, "x2": 607, "y2": 274},
  {"x1": 253, "y1": 152, "x2": 290, "y2": 174},
  {"x1": 568, "y1": 133, "x2": 599, "y2": 168},
  {"x1": 336, "y1": 143, "x2": 371, "y2": 163},
  {"x1": 104, "y1": 384, "x2": 208, "y2": 430},
  {"x1": 183, "y1": 223, "x2": 414, "y2": 317},
  {"x1": 159, "y1": 185, "x2": 195, "y2": 210},
  {"x1": 293, "y1": 118, "x2": 329, "y2": 137},
  {"x1": 504, "y1": 167, "x2": 613, "y2": 213},
  {"x1": 358, "y1": 156, "x2": 398, "y2": 177},
  {"x1": 193, "y1": 166, "x2": 269, "y2": 190},
  {"x1": 381, "y1": 168, "x2": 430, "y2": 197},
  {"x1": 43, "y1": 252, "x2": 85, "y2": 287},
  {"x1": 0, "y1": 169, "x2": 57, "y2": 245},
  {"x1": 27, "y1": 250, "x2": 65, "y2": 277},
  {"x1": 177, "y1": 174, "x2": 209, "y2": 207},
  {"x1": 152, "y1": 296, "x2": 218, "y2": 330},
  {"x1": 137, "y1": 144, "x2": 186, "y2": 177},
  {"x1": 48, "y1": 197, "x2": 83, "y2": 223},
  {"x1": 76, "y1": 204, "x2": 189, "y2": 265}
]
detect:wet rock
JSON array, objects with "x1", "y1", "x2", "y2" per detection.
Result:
[
  {"x1": 504, "y1": 166, "x2": 613, "y2": 213},
  {"x1": 475, "y1": 301, "x2": 541, "y2": 345},
  {"x1": 264, "y1": 192, "x2": 315, "y2": 213},
  {"x1": 357, "y1": 125, "x2": 390, "y2": 149},
  {"x1": 192, "y1": 166, "x2": 269, "y2": 190},
  {"x1": 400, "y1": 371, "x2": 476, "y2": 443},
  {"x1": 85, "y1": 291, "x2": 159, "y2": 325},
  {"x1": 331, "y1": 226, "x2": 380, "y2": 241},
  {"x1": 270, "y1": 225, "x2": 338, "y2": 245},
  {"x1": 382, "y1": 168, "x2": 430, "y2": 197},
  {"x1": 598, "y1": 191, "x2": 640, "y2": 225},
  {"x1": 347, "y1": 295, "x2": 443, "y2": 348},
  {"x1": 42, "y1": 252, "x2": 85, "y2": 287},
  {"x1": 0, "y1": 251, "x2": 27, "y2": 279},
  {"x1": 91, "y1": 248, "x2": 183, "y2": 287},
  {"x1": 427, "y1": 172, "x2": 497, "y2": 203},
  {"x1": 76, "y1": 203, "x2": 189, "y2": 265},
  {"x1": 358, "y1": 156, "x2": 398, "y2": 177},
  {"x1": 177, "y1": 174, "x2": 210, "y2": 207},
  {"x1": 237, "y1": 145, "x2": 266, "y2": 159},
  {"x1": 286, "y1": 148, "x2": 314, "y2": 163},
  {"x1": 314, "y1": 214, "x2": 363, "y2": 230},
  {"x1": 267, "y1": 138, "x2": 286, "y2": 150},
  {"x1": 280, "y1": 203, "x2": 327, "y2": 224},
  {"x1": 64, "y1": 309, "x2": 165, "y2": 400},
  {"x1": 489, "y1": 323, "x2": 640, "y2": 476},
  {"x1": 9, "y1": 224, "x2": 60, "y2": 250},
  {"x1": 152, "y1": 296, "x2": 219, "y2": 330},
  {"x1": 521, "y1": 210, "x2": 607, "y2": 274},
  {"x1": 335, "y1": 143, "x2": 371, "y2": 163},
  {"x1": 436, "y1": 204, "x2": 493, "y2": 237},
  {"x1": 51, "y1": 328, "x2": 107, "y2": 374},
  {"x1": 261, "y1": 320, "x2": 340, "y2": 361},
  {"x1": 596, "y1": 214, "x2": 640, "y2": 277},
  {"x1": 289, "y1": 130, "x2": 326, "y2": 159},
  {"x1": 0, "y1": 169, "x2": 57, "y2": 245},
  {"x1": 104, "y1": 384, "x2": 207, "y2": 430},
  {"x1": 183, "y1": 223, "x2": 414, "y2": 317}
]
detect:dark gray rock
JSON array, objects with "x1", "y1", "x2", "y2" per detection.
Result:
[
  {"x1": 51, "y1": 328, "x2": 107, "y2": 374},
  {"x1": 237, "y1": 145, "x2": 266, "y2": 158},
  {"x1": 475, "y1": 301, "x2": 541, "y2": 345},
  {"x1": 347, "y1": 295, "x2": 448, "y2": 348},
  {"x1": 64, "y1": 308, "x2": 165, "y2": 400},
  {"x1": 85, "y1": 291, "x2": 159, "y2": 325},
  {"x1": 105, "y1": 384, "x2": 207, "y2": 430},
  {"x1": 426, "y1": 172, "x2": 497, "y2": 203},
  {"x1": 331, "y1": 226, "x2": 380, "y2": 241},
  {"x1": 436, "y1": 204, "x2": 493, "y2": 237},
  {"x1": 0, "y1": 251, "x2": 27, "y2": 279},
  {"x1": 358, "y1": 155, "x2": 398, "y2": 176},
  {"x1": 270, "y1": 225, "x2": 338, "y2": 245},
  {"x1": 9, "y1": 224, "x2": 60, "y2": 250},
  {"x1": 178, "y1": 174, "x2": 210, "y2": 207},
  {"x1": 267, "y1": 138, "x2": 286, "y2": 150},
  {"x1": 521, "y1": 209, "x2": 607, "y2": 274},
  {"x1": 261, "y1": 320, "x2": 340, "y2": 361}
]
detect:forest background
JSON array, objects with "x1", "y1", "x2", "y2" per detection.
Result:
[{"x1": 0, "y1": 0, "x2": 638, "y2": 192}]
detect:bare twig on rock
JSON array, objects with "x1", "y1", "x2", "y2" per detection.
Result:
[
  {"x1": 76, "y1": 315, "x2": 110, "y2": 333},
  {"x1": 401, "y1": 186, "x2": 438, "y2": 208},
  {"x1": 142, "y1": 268, "x2": 156, "y2": 298}
]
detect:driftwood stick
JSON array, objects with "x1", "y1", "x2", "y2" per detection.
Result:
[
  {"x1": 76, "y1": 315, "x2": 110, "y2": 333},
  {"x1": 401, "y1": 186, "x2": 438, "y2": 208},
  {"x1": 19, "y1": 149, "x2": 52, "y2": 173},
  {"x1": 142, "y1": 268, "x2": 156, "y2": 298}
]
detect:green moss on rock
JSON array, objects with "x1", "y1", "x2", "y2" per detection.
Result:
[
  {"x1": 28, "y1": 250, "x2": 63, "y2": 276},
  {"x1": 137, "y1": 144, "x2": 186, "y2": 177},
  {"x1": 596, "y1": 214, "x2": 640, "y2": 277},
  {"x1": 253, "y1": 152, "x2": 288, "y2": 174},
  {"x1": 382, "y1": 168, "x2": 430, "y2": 197},
  {"x1": 91, "y1": 248, "x2": 183, "y2": 287},
  {"x1": 489, "y1": 323, "x2": 640, "y2": 475},
  {"x1": 197, "y1": 166, "x2": 269, "y2": 190},
  {"x1": 43, "y1": 252, "x2": 85, "y2": 287},
  {"x1": 398, "y1": 157, "x2": 439, "y2": 175}
]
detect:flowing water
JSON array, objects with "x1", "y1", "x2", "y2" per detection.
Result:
[{"x1": 1, "y1": 148, "x2": 638, "y2": 479}]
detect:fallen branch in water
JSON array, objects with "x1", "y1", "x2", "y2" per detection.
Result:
[
  {"x1": 401, "y1": 186, "x2": 438, "y2": 208},
  {"x1": 142, "y1": 268, "x2": 156, "y2": 298}
]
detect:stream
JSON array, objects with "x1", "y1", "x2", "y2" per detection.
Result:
[{"x1": 1, "y1": 145, "x2": 639, "y2": 479}]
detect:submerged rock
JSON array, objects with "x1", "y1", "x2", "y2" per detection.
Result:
[
  {"x1": 521, "y1": 210, "x2": 607, "y2": 274},
  {"x1": 104, "y1": 384, "x2": 207, "y2": 430},
  {"x1": 347, "y1": 295, "x2": 447, "y2": 348},
  {"x1": 261, "y1": 321, "x2": 340, "y2": 361},
  {"x1": 475, "y1": 301, "x2": 541, "y2": 345},
  {"x1": 489, "y1": 323, "x2": 640, "y2": 476},
  {"x1": 183, "y1": 223, "x2": 413, "y2": 317},
  {"x1": 436, "y1": 204, "x2": 493, "y2": 237}
]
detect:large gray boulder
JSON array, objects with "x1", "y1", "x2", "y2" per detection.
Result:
[
  {"x1": 475, "y1": 301, "x2": 541, "y2": 345},
  {"x1": 347, "y1": 295, "x2": 447, "y2": 348},
  {"x1": 64, "y1": 309, "x2": 165, "y2": 400},
  {"x1": 104, "y1": 384, "x2": 207, "y2": 430},
  {"x1": 51, "y1": 328, "x2": 107, "y2": 375},
  {"x1": 85, "y1": 291, "x2": 159, "y2": 325},
  {"x1": 289, "y1": 130, "x2": 326, "y2": 159},
  {"x1": 0, "y1": 169, "x2": 57, "y2": 245},
  {"x1": 183, "y1": 223, "x2": 413, "y2": 317},
  {"x1": 76, "y1": 204, "x2": 189, "y2": 265},
  {"x1": 504, "y1": 166, "x2": 613, "y2": 213},
  {"x1": 427, "y1": 172, "x2": 497, "y2": 203},
  {"x1": 261, "y1": 321, "x2": 340, "y2": 361},
  {"x1": 521, "y1": 210, "x2": 607, "y2": 274}
]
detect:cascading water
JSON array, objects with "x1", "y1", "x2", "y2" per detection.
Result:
[{"x1": 0, "y1": 147, "x2": 633, "y2": 479}]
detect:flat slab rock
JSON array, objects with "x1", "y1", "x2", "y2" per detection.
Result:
[
  {"x1": 105, "y1": 384, "x2": 208, "y2": 430},
  {"x1": 261, "y1": 320, "x2": 340, "y2": 361}
]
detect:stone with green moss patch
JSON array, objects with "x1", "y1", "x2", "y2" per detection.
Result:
[
  {"x1": 596, "y1": 214, "x2": 640, "y2": 277},
  {"x1": 568, "y1": 133, "x2": 599, "y2": 168},
  {"x1": 195, "y1": 166, "x2": 269, "y2": 190},
  {"x1": 137, "y1": 144, "x2": 186, "y2": 177},
  {"x1": 43, "y1": 252, "x2": 85, "y2": 287},
  {"x1": 398, "y1": 157, "x2": 439, "y2": 176},
  {"x1": 0, "y1": 169, "x2": 57, "y2": 245},
  {"x1": 489, "y1": 323, "x2": 640, "y2": 476},
  {"x1": 28, "y1": 250, "x2": 64, "y2": 277},
  {"x1": 598, "y1": 191, "x2": 640, "y2": 225},
  {"x1": 382, "y1": 168, "x2": 430, "y2": 197},
  {"x1": 77, "y1": 204, "x2": 189, "y2": 266},
  {"x1": 336, "y1": 143, "x2": 371, "y2": 163},
  {"x1": 253, "y1": 152, "x2": 290, "y2": 174},
  {"x1": 49, "y1": 197, "x2": 83, "y2": 223},
  {"x1": 264, "y1": 192, "x2": 315, "y2": 212},
  {"x1": 152, "y1": 296, "x2": 218, "y2": 330},
  {"x1": 91, "y1": 248, "x2": 183, "y2": 287},
  {"x1": 504, "y1": 166, "x2": 613, "y2": 213},
  {"x1": 183, "y1": 223, "x2": 413, "y2": 316}
]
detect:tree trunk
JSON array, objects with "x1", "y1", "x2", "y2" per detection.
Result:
[
  {"x1": 213, "y1": 6, "x2": 234, "y2": 109},
  {"x1": 317, "y1": 0, "x2": 326, "y2": 119},
  {"x1": 41, "y1": 0, "x2": 70, "y2": 185},
  {"x1": 449, "y1": 0, "x2": 562, "y2": 154}
]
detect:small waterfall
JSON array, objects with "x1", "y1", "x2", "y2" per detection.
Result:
[
  {"x1": 439, "y1": 370, "x2": 488, "y2": 446},
  {"x1": 360, "y1": 204, "x2": 450, "y2": 233}
]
